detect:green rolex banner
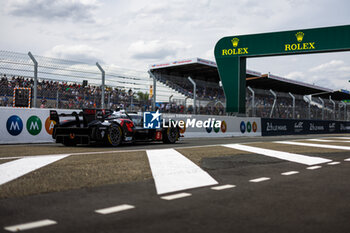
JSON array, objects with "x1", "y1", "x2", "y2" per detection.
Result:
[{"x1": 214, "y1": 25, "x2": 350, "y2": 114}]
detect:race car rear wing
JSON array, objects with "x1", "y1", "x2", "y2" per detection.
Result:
[{"x1": 50, "y1": 109, "x2": 112, "y2": 127}]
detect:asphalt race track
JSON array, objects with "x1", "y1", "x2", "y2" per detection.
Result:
[{"x1": 1, "y1": 135, "x2": 350, "y2": 233}]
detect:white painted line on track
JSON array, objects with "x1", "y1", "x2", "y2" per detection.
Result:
[
  {"x1": 211, "y1": 184, "x2": 236, "y2": 190},
  {"x1": 275, "y1": 141, "x2": 350, "y2": 150},
  {"x1": 330, "y1": 137, "x2": 350, "y2": 140},
  {"x1": 345, "y1": 158, "x2": 350, "y2": 161},
  {"x1": 249, "y1": 177, "x2": 270, "y2": 183},
  {"x1": 0, "y1": 154, "x2": 70, "y2": 186},
  {"x1": 146, "y1": 149, "x2": 218, "y2": 195},
  {"x1": 306, "y1": 139, "x2": 350, "y2": 143},
  {"x1": 4, "y1": 219, "x2": 57, "y2": 232},
  {"x1": 223, "y1": 144, "x2": 331, "y2": 165},
  {"x1": 306, "y1": 139, "x2": 336, "y2": 142},
  {"x1": 307, "y1": 166, "x2": 322, "y2": 170},
  {"x1": 95, "y1": 204, "x2": 135, "y2": 215},
  {"x1": 161, "y1": 192, "x2": 192, "y2": 200},
  {"x1": 327, "y1": 162, "x2": 340, "y2": 165},
  {"x1": 281, "y1": 171, "x2": 299, "y2": 176},
  {"x1": 0, "y1": 157, "x2": 23, "y2": 160}
]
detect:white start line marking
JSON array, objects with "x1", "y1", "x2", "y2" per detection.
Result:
[
  {"x1": 345, "y1": 158, "x2": 350, "y2": 161},
  {"x1": 307, "y1": 166, "x2": 322, "y2": 170},
  {"x1": 0, "y1": 154, "x2": 70, "y2": 186},
  {"x1": 95, "y1": 204, "x2": 135, "y2": 215},
  {"x1": 281, "y1": 171, "x2": 299, "y2": 176},
  {"x1": 146, "y1": 148, "x2": 218, "y2": 195},
  {"x1": 4, "y1": 219, "x2": 57, "y2": 232},
  {"x1": 161, "y1": 192, "x2": 192, "y2": 200},
  {"x1": 211, "y1": 184, "x2": 236, "y2": 190},
  {"x1": 275, "y1": 141, "x2": 350, "y2": 151},
  {"x1": 327, "y1": 162, "x2": 341, "y2": 165},
  {"x1": 249, "y1": 177, "x2": 271, "y2": 183},
  {"x1": 223, "y1": 144, "x2": 331, "y2": 165}
]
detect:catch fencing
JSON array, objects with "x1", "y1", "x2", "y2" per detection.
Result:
[{"x1": 1, "y1": 50, "x2": 350, "y2": 120}]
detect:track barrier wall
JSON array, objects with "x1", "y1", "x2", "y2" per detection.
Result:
[
  {"x1": 0, "y1": 107, "x2": 78, "y2": 144},
  {"x1": 261, "y1": 118, "x2": 350, "y2": 136},
  {"x1": 163, "y1": 114, "x2": 261, "y2": 138},
  {"x1": 2, "y1": 107, "x2": 349, "y2": 144},
  {"x1": 0, "y1": 108, "x2": 262, "y2": 144}
]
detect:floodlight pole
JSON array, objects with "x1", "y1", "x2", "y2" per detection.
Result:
[
  {"x1": 188, "y1": 77, "x2": 196, "y2": 115},
  {"x1": 96, "y1": 62, "x2": 105, "y2": 109},
  {"x1": 148, "y1": 70, "x2": 157, "y2": 111},
  {"x1": 318, "y1": 97, "x2": 324, "y2": 120},
  {"x1": 288, "y1": 92, "x2": 295, "y2": 119},
  {"x1": 269, "y1": 89, "x2": 276, "y2": 118},
  {"x1": 329, "y1": 96, "x2": 335, "y2": 120},
  {"x1": 247, "y1": 86, "x2": 255, "y2": 117},
  {"x1": 28, "y1": 52, "x2": 38, "y2": 108}
]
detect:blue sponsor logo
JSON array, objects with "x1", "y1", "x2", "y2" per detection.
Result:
[
  {"x1": 143, "y1": 110, "x2": 161, "y2": 129},
  {"x1": 240, "y1": 121, "x2": 246, "y2": 133},
  {"x1": 7, "y1": 115, "x2": 23, "y2": 136}
]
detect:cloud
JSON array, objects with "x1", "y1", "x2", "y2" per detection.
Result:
[
  {"x1": 309, "y1": 60, "x2": 345, "y2": 72},
  {"x1": 7, "y1": 0, "x2": 98, "y2": 23},
  {"x1": 45, "y1": 44, "x2": 103, "y2": 64},
  {"x1": 285, "y1": 71, "x2": 305, "y2": 80},
  {"x1": 128, "y1": 40, "x2": 191, "y2": 60}
]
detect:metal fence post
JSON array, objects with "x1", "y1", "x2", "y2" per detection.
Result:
[
  {"x1": 148, "y1": 70, "x2": 157, "y2": 111},
  {"x1": 247, "y1": 86, "x2": 255, "y2": 117},
  {"x1": 28, "y1": 52, "x2": 38, "y2": 108},
  {"x1": 329, "y1": 96, "x2": 335, "y2": 120},
  {"x1": 96, "y1": 62, "x2": 105, "y2": 109},
  {"x1": 188, "y1": 77, "x2": 196, "y2": 115},
  {"x1": 269, "y1": 89, "x2": 277, "y2": 118},
  {"x1": 318, "y1": 97, "x2": 324, "y2": 120},
  {"x1": 288, "y1": 92, "x2": 295, "y2": 119},
  {"x1": 56, "y1": 90, "x2": 59, "y2": 108},
  {"x1": 344, "y1": 102, "x2": 347, "y2": 121},
  {"x1": 108, "y1": 92, "x2": 111, "y2": 108},
  {"x1": 308, "y1": 95, "x2": 311, "y2": 119},
  {"x1": 339, "y1": 102, "x2": 343, "y2": 120}
]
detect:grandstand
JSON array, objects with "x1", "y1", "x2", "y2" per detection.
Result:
[{"x1": 150, "y1": 57, "x2": 350, "y2": 120}]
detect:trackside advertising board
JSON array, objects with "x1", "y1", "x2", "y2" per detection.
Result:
[
  {"x1": 0, "y1": 108, "x2": 262, "y2": 144},
  {"x1": 261, "y1": 118, "x2": 350, "y2": 136},
  {"x1": 162, "y1": 114, "x2": 261, "y2": 138},
  {"x1": 0, "y1": 107, "x2": 78, "y2": 144}
]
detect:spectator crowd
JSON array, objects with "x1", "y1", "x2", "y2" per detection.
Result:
[{"x1": 0, "y1": 74, "x2": 226, "y2": 115}]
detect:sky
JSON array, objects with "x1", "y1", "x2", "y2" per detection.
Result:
[{"x1": 0, "y1": 0, "x2": 350, "y2": 90}]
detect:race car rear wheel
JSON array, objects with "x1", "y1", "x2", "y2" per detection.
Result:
[
  {"x1": 162, "y1": 126, "x2": 179, "y2": 144},
  {"x1": 107, "y1": 124, "x2": 122, "y2": 147}
]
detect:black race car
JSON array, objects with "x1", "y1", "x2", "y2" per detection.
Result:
[{"x1": 50, "y1": 109, "x2": 180, "y2": 146}]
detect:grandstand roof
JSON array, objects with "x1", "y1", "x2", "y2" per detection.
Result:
[
  {"x1": 150, "y1": 57, "x2": 261, "y2": 83},
  {"x1": 312, "y1": 89, "x2": 350, "y2": 101},
  {"x1": 246, "y1": 74, "x2": 332, "y2": 95},
  {"x1": 150, "y1": 57, "x2": 350, "y2": 99}
]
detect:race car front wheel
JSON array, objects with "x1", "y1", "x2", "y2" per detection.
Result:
[
  {"x1": 162, "y1": 126, "x2": 179, "y2": 144},
  {"x1": 107, "y1": 124, "x2": 122, "y2": 147}
]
